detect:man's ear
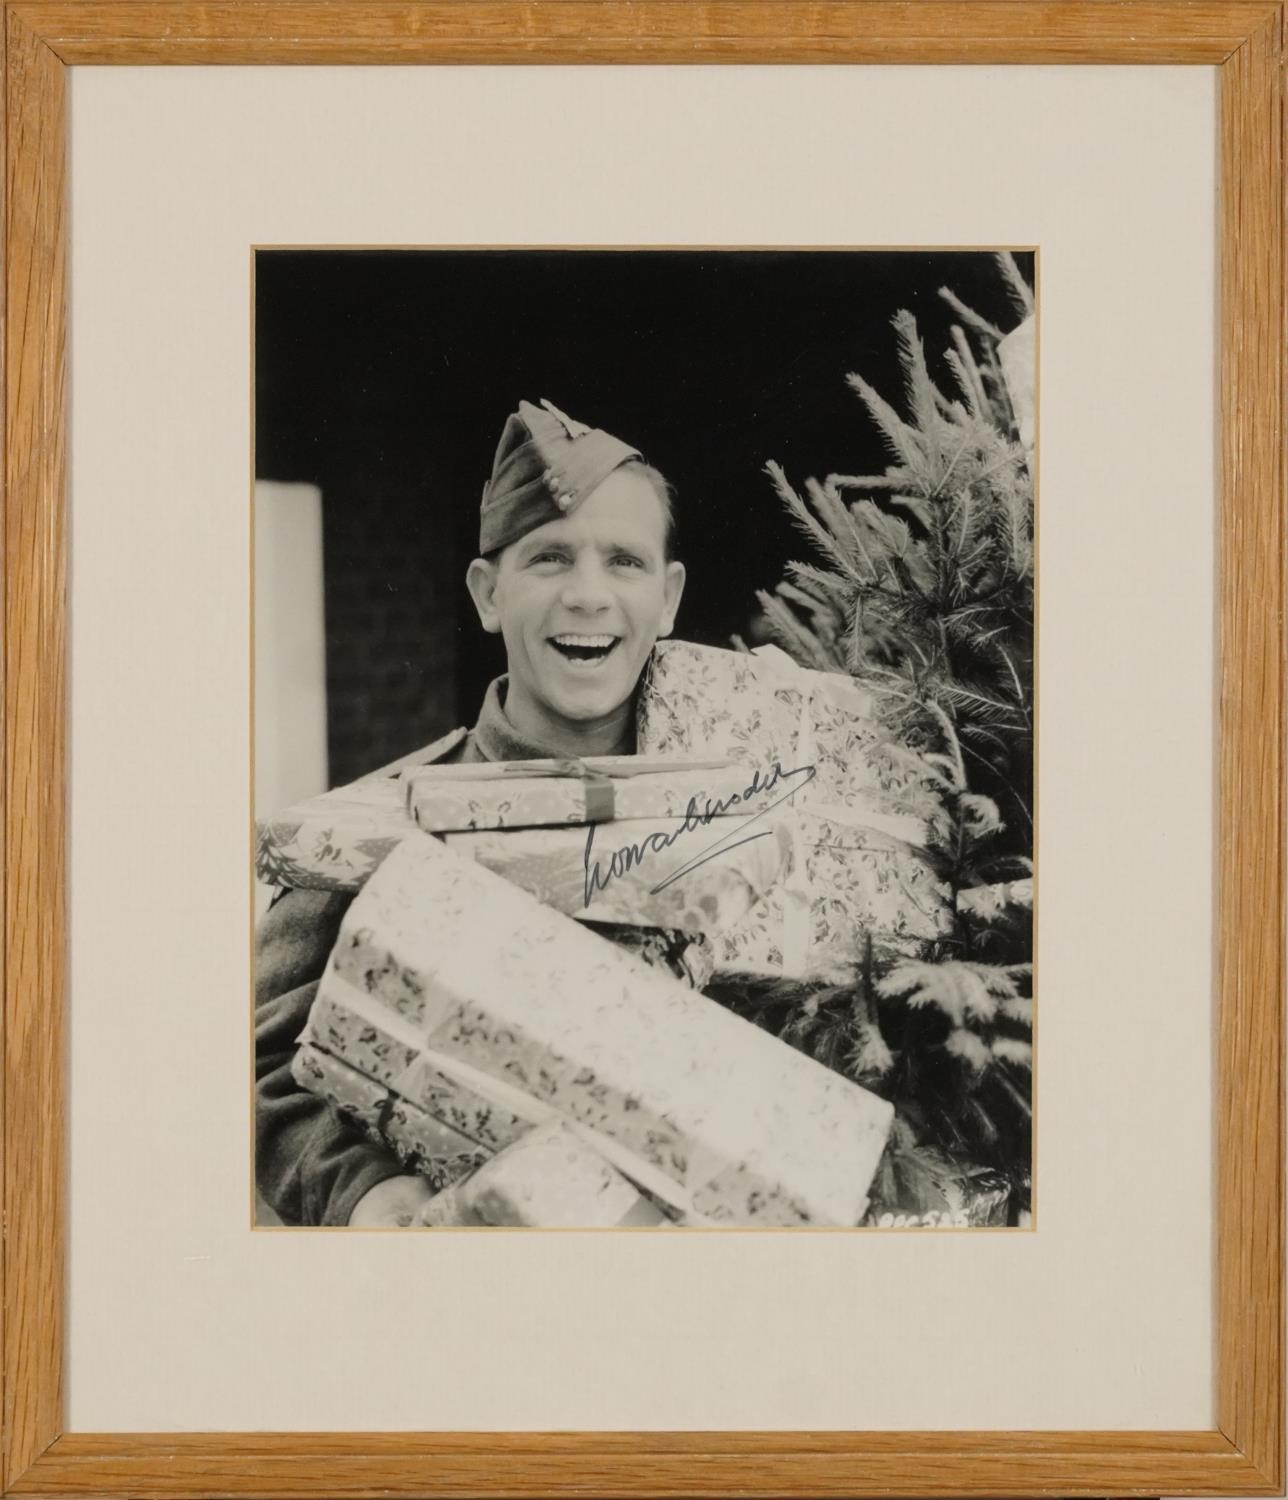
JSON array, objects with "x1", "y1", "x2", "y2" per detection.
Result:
[
  {"x1": 657, "y1": 560, "x2": 686, "y2": 639},
  {"x1": 465, "y1": 557, "x2": 503, "y2": 634}
]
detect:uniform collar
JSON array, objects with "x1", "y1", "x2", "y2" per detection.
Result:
[{"x1": 471, "y1": 675, "x2": 637, "y2": 762}]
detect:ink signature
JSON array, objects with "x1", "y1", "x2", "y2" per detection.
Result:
[{"x1": 582, "y1": 760, "x2": 817, "y2": 907}]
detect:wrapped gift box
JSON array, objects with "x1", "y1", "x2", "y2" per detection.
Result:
[
  {"x1": 636, "y1": 640, "x2": 953, "y2": 978},
  {"x1": 443, "y1": 811, "x2": 791, "y2": 939},
  {"x1": 256, "y1": 776, "x2": 409, "y2": 894},
  {"x1": 300, "y1": 989, "x2": 531, "y2": 1152},
  {"x1": 422, "y1": 1122, "x2": 669, "y2": 1228},
  {"x1": 257, "y1": 763, "x2": 793, "y2": 954},
  {"x1": 291, "y1": 1043, "x2": 490, "y2": 1193},
  {"x1": 403, "y1": 756, "x2": 776, "y2": 833},
  {"x1": 865, "y1": 1161, "x2": 1013, "y2": 1229},
  {"x1": 713, "y1": 811, "x2": 951, "y2": 980},
  {"x1": 583, "y1": 922, "x2": 715, "y2": 991},
  {"x1": 945, "y1": 1166, "x2": 1011, "y2": 1227},
  {"x1": 303, "y1": 836, "x2": 894, "y2": 1226}
]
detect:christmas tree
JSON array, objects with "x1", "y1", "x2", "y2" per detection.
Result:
[{"x1": 729, "y1": 253, "x2": 1035, "y2": 1217}]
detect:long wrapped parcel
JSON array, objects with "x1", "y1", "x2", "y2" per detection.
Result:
[
  {"x1": 297, "y1": 1040, "x2": 667, "y2": 1224},
  {"x1": 302, "y1": 836, "x2": 895, "y2": 1226},
  {"x1": 637, "y1": 640, "x2": 953, "y2": 978},
  {"x1": 422, "y1": 1122, "x2": 669, "y2": 1228},
  {"x1": 291, "y1": 1043, "x2": 490, "y2": 1193},
  {"x1": 257, "y1": 763, "x2": 793, "y2": 949},
  {"x1": 403, "y1": 756, "x2": 773, "y2": 833}
]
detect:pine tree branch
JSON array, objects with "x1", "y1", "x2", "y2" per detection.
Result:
[
  {"x1": 924, "y1": 698, "x2": 967, "y2": 791},
  {"x1": 934, "y1": 682, "x2": 1027, "y2": 729},
  {"x1": 808, "y1": 477, "x2": 882, "y2": 580},
  {"x1": 892, "y1": 309, "x2": 943, "y2": 443},
  {"x1": 995, "y1": 251, "x2": 1035, "y2": 317},
  {"x1": 775, "y1": 581, "x2": 842, "y2": 656},
  {"x1": 827, "y1": 472, "x2": 905, "y2": 491},
  {"x1": 938, "y1": 286, "x2": 1004, "y2": 340},
  {"x1": 982, "y1": 342, "x2": 1020, "y2": 439},
  {"x1": 932, "y1": 387, "x2": 971, "y2": 424},
  {"x1": 846, "y1": 371, "x2": 928, "y2": 471},
  {"x1": 755, "y1": 588, "x2": 837, "y2": 672},
  {"x1": 959, "y1": 741, "x2": 1033, "y2": 832},
  {"x1": 974, "y1": 446, "x2": 1030, "y2": 488},
  {"x1": 783, "y1": 560, "x2": 852, "y2": 612},
  {"x1": 764, "y1": 460, "x2": 868, "y2": 581},
  {"x1": 944, "y1": 348, "x2": 986, "y2": 421},
  {"x1": 993, "y1": 643, "x2": 1032, "y2": 727},
  {"x1": 991, "y1": 1066, "x2": 1033, "y2": 1118},
  {"x1": 889, "y1": 492, "x2": 935, "y2": 530},
  {"x1": 949, "y1": 327, "x2": 990, "y2": 419},
  {"x1": 928, "y1": 432, "x2": 974, "y2": 502}
]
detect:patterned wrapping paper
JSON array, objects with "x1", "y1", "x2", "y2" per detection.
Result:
[
  {"x1": 444, "y1": 812, "x2": 792, "y2": 938},
  {"x1": 582, "y1": 923, "x2": 715, "y2": 992},
  {"x1": 306, "y1": 836, "x2": 894, "y2": 1226},
  {"x1": 636, "y1": 640, "x2": 953, "y2": 978},
  {"x1": 865, "y1": 1163, "x2": 1012, "y2": 1229},
  {"x1": 256, "y1": 768, "x2": 793, "y2": 951},
  {"x1": 952, "y1": 1168, "x2": 1013, "y2": 1227},
  {"x1": 256, "y1": 776, "x2": 410, "y2": 894},
  {"x1": 403, "y1": 760, "x2": 777, "y2": 833},
  {"x1": 302, "y1": 930, "x2": 710, "y2": 1152},
  {"x1": 424, "y1": 1121, "x2": 669, "y2": 1228},
  {"x1": 301, "y1": 990, "x2": 531, "y2": 1152},
  {"x1": 291, "y1": 1043, "x2": 490, "y2": 1192},
  {"x1": 713, "y1": 811, "x2": 951, "y2": 980}
]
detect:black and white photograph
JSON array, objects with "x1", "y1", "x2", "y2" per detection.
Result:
[{"x1": 252, "y1": 248, "x2": 1036, "y2": 1231}]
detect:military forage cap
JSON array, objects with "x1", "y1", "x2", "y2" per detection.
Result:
[{"x1": 479, "y1": 398, "x2": 642, "y2": 555}]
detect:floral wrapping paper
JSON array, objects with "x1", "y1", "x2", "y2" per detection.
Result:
[
  {"x1": 256, "y1": 770, "x2": 792, "y2": 951},
  {"x1": 306, "y1": 836, "x2": 894, "y2": 1226},
  {"x1": 637, "y1": 640, "x2": 953, "y2": 978},
  {"x1": 443, "y1": 812, "x2": 791, "y2": 938},
  {"x1": 403, "y1": 761, "x2": 777, "y2": 833},
  {"x1": 297, "y1": 922, "x2": 713, "y2": 1172},
  {"x1": 440, "y1": 1121, "x2": 667, "y2": 1228},
  {"x1": 300, "y1": 990, "x2": 532, "y2": 1152},
  {"x1": 712, "y1": 811, "x2": 951, "y2": 980},
  {"x1": 290, "y1": 1042, "x2": 490, "y2": 1192},
  {"x1": 583, "y1": 922, "x2": 715, "y2": 992},
  {"x1": 256, "y1": 777, "x2": 410, "y2": 894}
]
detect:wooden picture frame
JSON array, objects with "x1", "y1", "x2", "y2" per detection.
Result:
[{"x1": 4, "y1": 3, "x2": 1283, "y2": 1495}]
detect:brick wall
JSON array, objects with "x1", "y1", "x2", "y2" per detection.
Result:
[{"x1": 321, "y1": 475, "x2": 465, "y2": 786}]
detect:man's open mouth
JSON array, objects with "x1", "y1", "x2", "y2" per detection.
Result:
[{"x1": 549, "y1": 633, "x2": 621, "y2": 666}]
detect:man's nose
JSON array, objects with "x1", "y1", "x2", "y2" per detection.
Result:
[{"x1": 559, "y1": 555, "x2": 613, "y2": 611}]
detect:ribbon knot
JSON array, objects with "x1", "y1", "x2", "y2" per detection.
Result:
[
  {"x1": 500, "y1": 757, "x2": 592, "y2": 780},
  {"x1": 499, "y1": 758, "x2": 615, "y2": 822}
]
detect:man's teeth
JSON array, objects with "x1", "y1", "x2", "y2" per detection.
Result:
[{"x1": 550, "y1": 633, "x2": 621, "y2": 666}]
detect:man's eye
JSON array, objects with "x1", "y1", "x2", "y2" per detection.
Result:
[
  {"x1": 612, "y1": 554, "x2": 644, "y2": 569},
  {"x1": 530, "y1": 551, "x2": 567, "y2": 566}
]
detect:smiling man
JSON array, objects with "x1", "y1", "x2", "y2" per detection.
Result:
[
  {"x1": 467, "y1": 409, "x2": 685, "y2": 756},
  {"x1": 255, "y1": 400, "x2": 686, "y2": 1227}
]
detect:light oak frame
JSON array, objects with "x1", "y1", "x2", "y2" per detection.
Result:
[{"x1": 3, "y1": 3, "x2": 1283, "y2": 1495}]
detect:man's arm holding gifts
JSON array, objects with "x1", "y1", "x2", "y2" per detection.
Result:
[{"x1": 255, "y1": 886, "x2": 427, "y2": 1226}]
